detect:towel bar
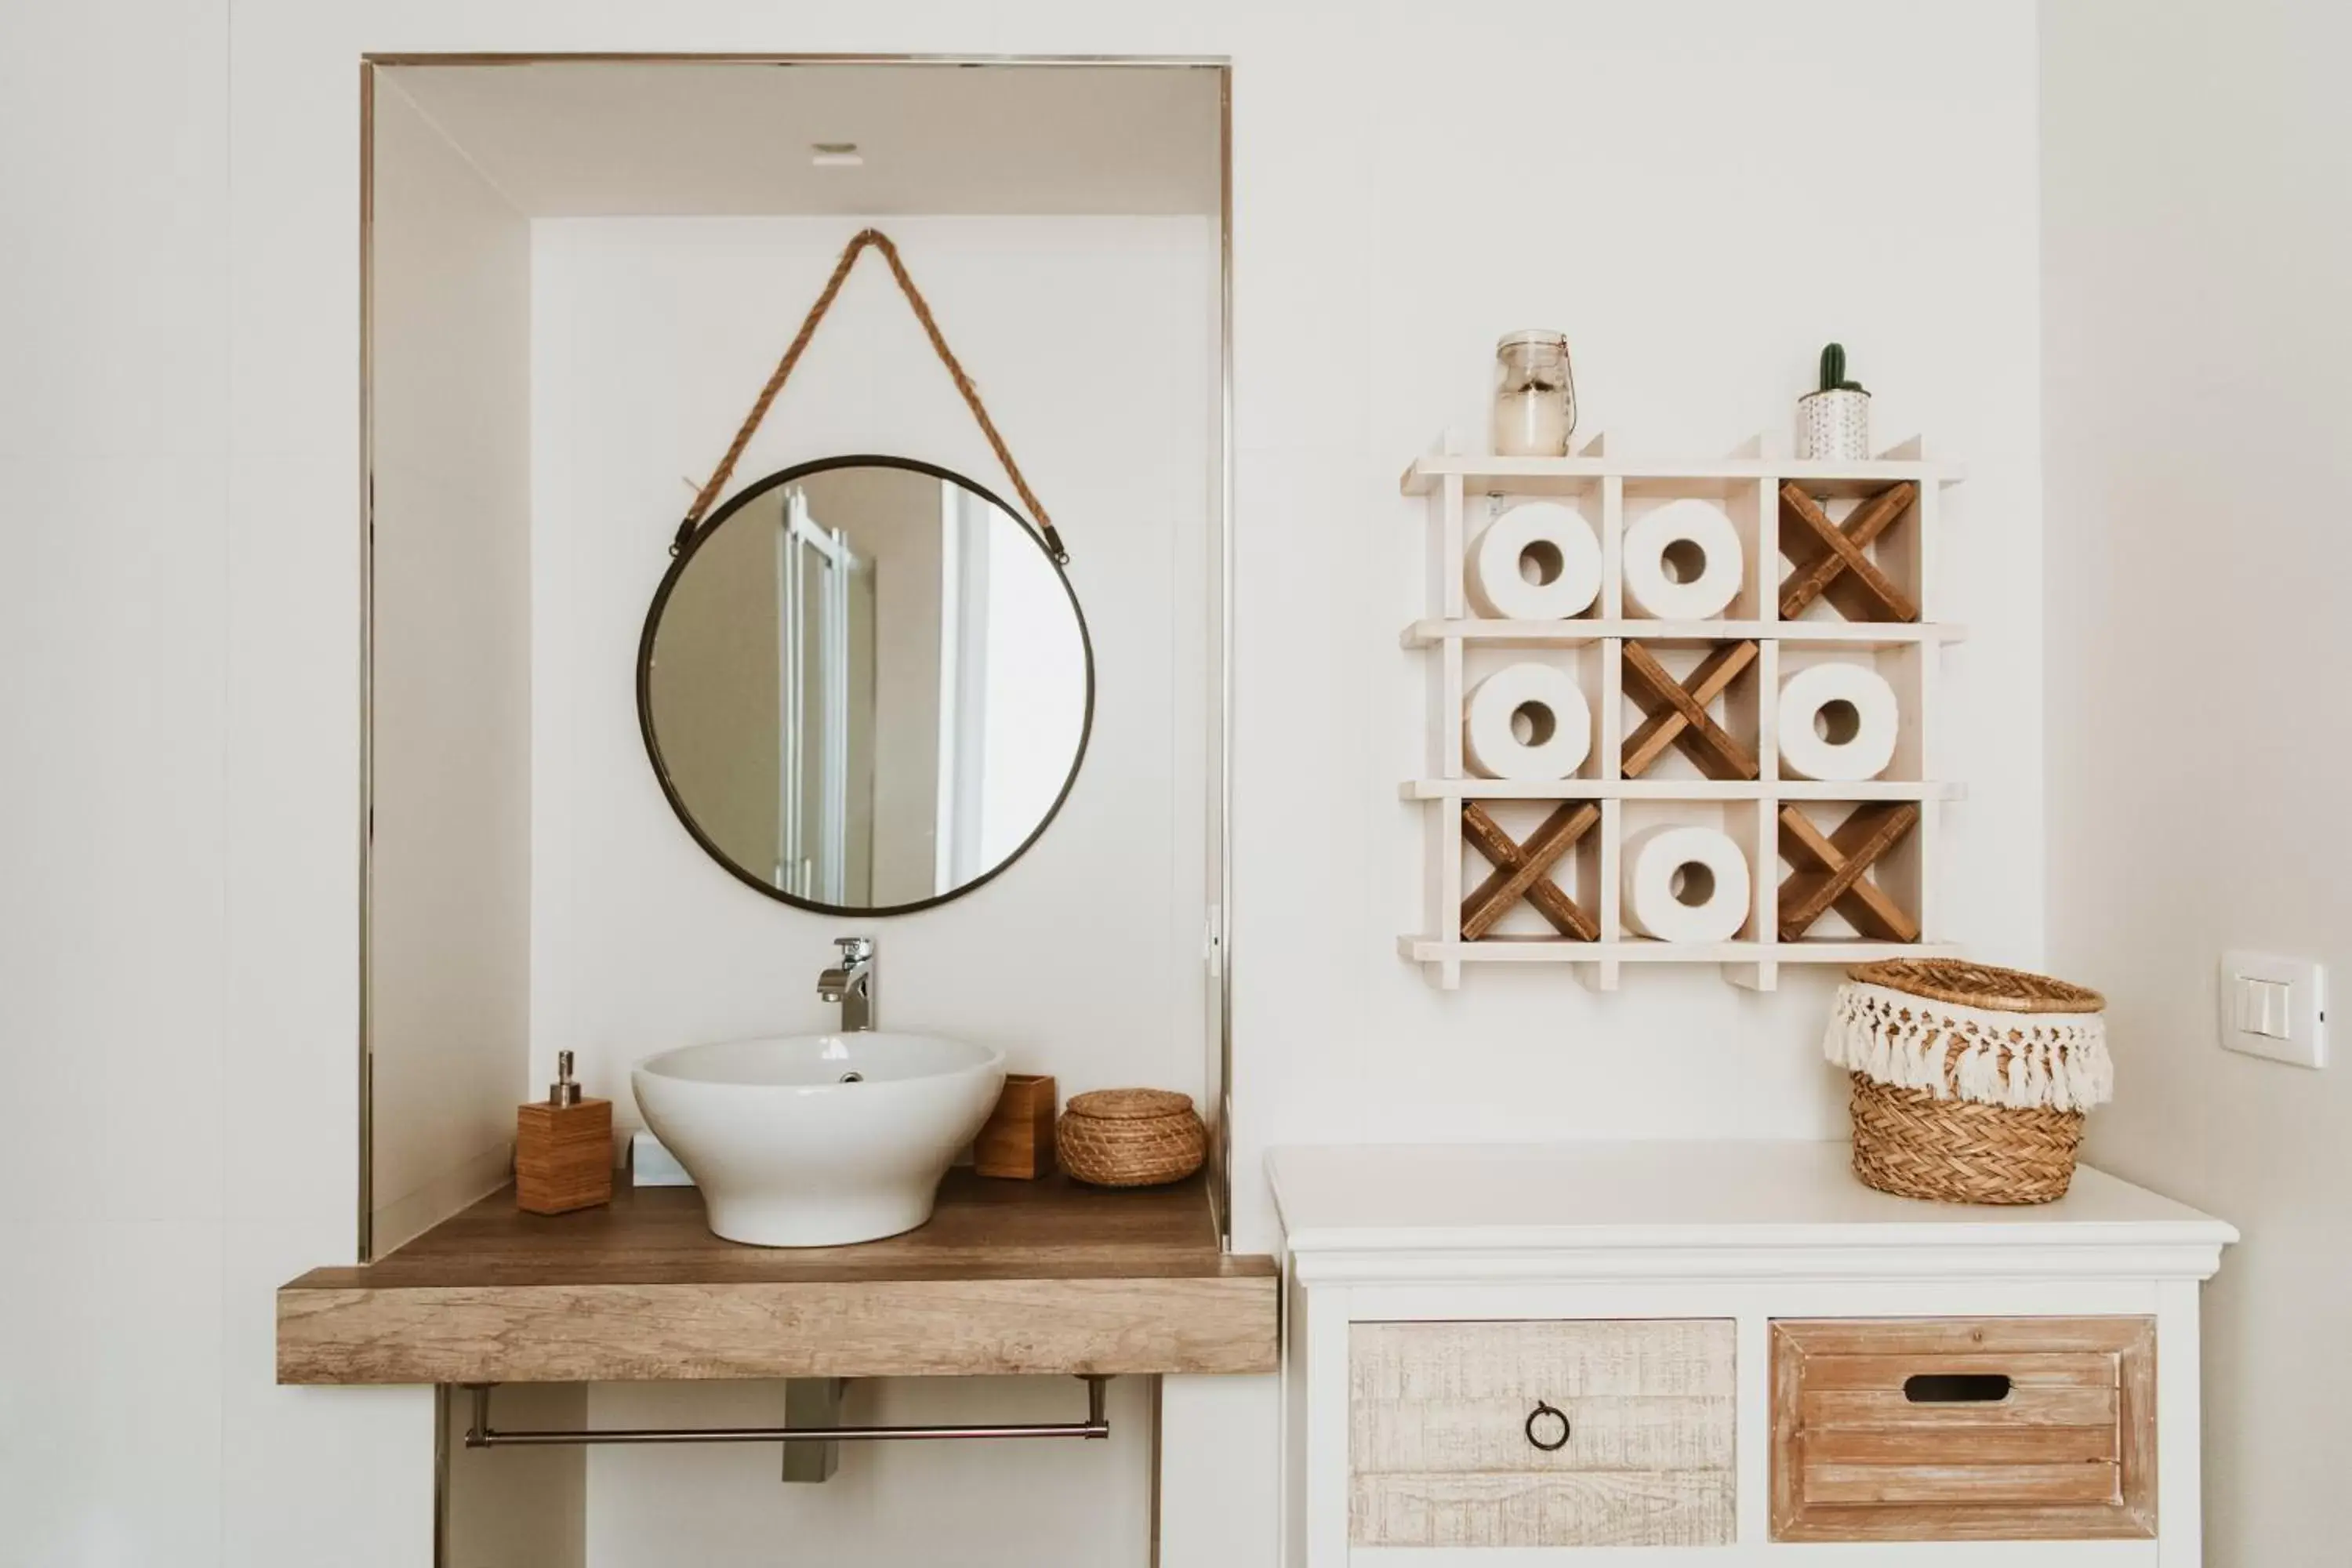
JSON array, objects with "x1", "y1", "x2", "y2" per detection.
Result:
[{"x1": 460, "y1": 1375, "x2": 1110, "y2": 1450}]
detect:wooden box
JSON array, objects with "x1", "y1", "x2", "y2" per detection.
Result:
[
  {"x1": 974, "y1": 1074, "x2": 1056, "y2": 1179},
  {"x1": 1771, "y1": 1316, "x2": 2156, "y2": 1541},
  {"x1": 1348, "y1": 1319, "x2": 1736, "y2": 1548}
]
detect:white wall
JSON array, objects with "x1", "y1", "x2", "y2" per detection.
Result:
[
  {"x1": 448, "y1": 1384, "x2": 590, "y2": 1568},
  {"x1": 367, "y1": 77, "x2": 535, "y2": 1254},
  {"x1": 2041, "y1": 2, "x2": 2352, "y2": 1559},
  {"x1": 529, "y1": 213, "x2": 1215, "y2": 1568},
  {"x1": 1219, "y1": 0, "x2": 2045, "y2": 1252},
  {"x1": 368, "y1": 79, "x2": 570, "y2": 1552},
  {"x1": 529, "y1": 212, "x2": 1215, "y2": 1127},
  {"x1": 0, "y1": 6, "x2": 436, "y2": 1567},
  {"x1": 583, "y1": 1377, "x2": 1156, "y2": 1568},
  {"x1": 5, "y1": 4, "x2": 2045, "y2": 1566}
]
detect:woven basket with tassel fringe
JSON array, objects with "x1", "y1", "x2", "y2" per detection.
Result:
[
  {"x1": 1827, "y1": 959, "x2": 2112, "y2": 1206},
  {"x1": 1058, "y1": 1089, "x2": 1207, "y2": 1188}
]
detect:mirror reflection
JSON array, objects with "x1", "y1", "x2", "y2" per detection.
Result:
[{"x1": 641, "y1": 458, "x2": 1091, "y2": 913}]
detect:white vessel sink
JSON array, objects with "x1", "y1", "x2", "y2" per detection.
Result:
[{"x1": 632, "y1": 1032, "x2": 1006, "y2": 1247}]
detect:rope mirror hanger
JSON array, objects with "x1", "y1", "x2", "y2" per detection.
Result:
[{"x1": 670, "y1": 227, "x2": 1068, "y2": 565}]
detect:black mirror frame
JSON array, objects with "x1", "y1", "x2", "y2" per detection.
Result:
[{"x1": 636, "y1": 452, "x2": 1096, "y2": 917}]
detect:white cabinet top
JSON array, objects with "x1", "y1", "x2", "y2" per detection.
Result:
[{"x1": 1267, "y1": 1141, "x2": 2234, "y2": 1283}]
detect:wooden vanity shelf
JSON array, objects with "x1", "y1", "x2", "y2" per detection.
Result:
[
  {"x1": 1400, "y1": 434, "x2": 1965, "y2": 990},
  {"x1": 278, "y1": 1171, "x2": 1276, "y2": 1385}
]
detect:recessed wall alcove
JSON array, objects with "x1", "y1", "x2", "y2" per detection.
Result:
[{"x1": 361, "y1": 54, "x2": 1229, "y2": 1568}]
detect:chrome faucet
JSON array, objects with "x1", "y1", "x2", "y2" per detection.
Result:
[{"x1": 816, "y1": 936, "x2": 876, "y2": 1033}]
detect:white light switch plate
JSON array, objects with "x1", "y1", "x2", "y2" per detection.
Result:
[{"x1": 2219, "y1": 951, "x2": 2327, "y2": 1069}]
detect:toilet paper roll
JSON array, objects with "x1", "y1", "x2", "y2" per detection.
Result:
[
  {"x1": 1778, "y1": 662, "x2": 1900, "y2": 782},
  {"x1": 1467, "y1": 501, "x2": 1603, "y2": 620},
  {"x1": 1622, "y1": 499, "x2": 1744, "y2": 619},
  {"x1": 1623, "y1": 825, "x2": 1752, "y2": 942},
  {"x1": 1463, "y1": 663, "x2": 1592, "y2": 781}
]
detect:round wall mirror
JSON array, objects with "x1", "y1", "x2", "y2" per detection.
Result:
[{"x1": 638, "y1": 456, "x2": 1094, "y2": 915}]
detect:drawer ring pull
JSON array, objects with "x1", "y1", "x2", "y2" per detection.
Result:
[{"x1": 1523, "y1": 1400, "x2": 1571, "y2": 1452}]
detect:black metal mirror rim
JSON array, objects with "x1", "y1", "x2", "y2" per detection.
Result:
[{"x1": 636, "y1": 452, "x2": 1095, "y2": 917}]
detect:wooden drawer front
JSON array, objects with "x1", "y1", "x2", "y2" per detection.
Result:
[
  {"x1": 1350, "y1": 1319, "x2": 1734, "y2": 1548},
  {"x1": 1771, "y1": 1317, "x2": 2156, "y2": 1542}
]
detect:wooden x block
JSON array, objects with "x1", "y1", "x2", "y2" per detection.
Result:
[
  {"x1": 1777, "y1": 481, "x2": 1918, "y2": 622},
  {"x1": 1461, "y1": 800, "x2": 1600, "y2": 941},
  {"x1": 1777, "y1": 801, "x2": 1920, "y2": 942},
  {"x1": 1621, "y1": 641, "x2": 1761, "y2": 781}
]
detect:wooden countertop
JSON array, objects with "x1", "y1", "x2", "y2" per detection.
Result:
[{"x1": 278, "y1": 1171, "x2": 1276, "y2": 1385}]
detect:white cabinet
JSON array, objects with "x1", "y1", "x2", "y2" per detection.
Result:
[{"x1": 1272, "y1": 1142, "x2": 2233, "y2": 1566}]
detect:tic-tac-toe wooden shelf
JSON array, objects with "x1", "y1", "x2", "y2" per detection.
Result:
[{"x1": 1402, "y1": 433, "x2": 1967, "y2": 992}]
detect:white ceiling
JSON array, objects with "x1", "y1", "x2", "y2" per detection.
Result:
[{"x1": 383, "y1": 62, "x2": 1224, "y2": 218}]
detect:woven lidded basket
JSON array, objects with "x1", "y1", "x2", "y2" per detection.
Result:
[
  {"x1": 1827, "y1": 958, "x2": 2112, "y2": 1206},
  {"x1": 1058, "y1": 1089, "x2": 1207, "y2": 1189}
]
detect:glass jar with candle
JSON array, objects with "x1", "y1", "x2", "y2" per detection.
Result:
[{"x1": 1492, "y1": 330, "x2": 1577, "y2": 457}]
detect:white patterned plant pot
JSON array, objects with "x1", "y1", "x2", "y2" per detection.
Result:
[{"x1": 1798, "y1": 387, "x2": 1871, "y2": 461}]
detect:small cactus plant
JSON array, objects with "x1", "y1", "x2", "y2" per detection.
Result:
[{"x1": 1818, "y1": 342, "x2": 1867, "y2": 394}]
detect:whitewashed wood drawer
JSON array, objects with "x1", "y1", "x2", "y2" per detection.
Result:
[{"x1": 1348, "y1": 1319, "x2": 1736, "y2": 1548}]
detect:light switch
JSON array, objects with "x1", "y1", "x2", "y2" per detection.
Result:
[
  {"x1": 2237, "y1": 978, "x2": 2290, "y2": 1038},
  {"x1": 2219, "y1": 952, "x2": 2327, "y2": 1069}
]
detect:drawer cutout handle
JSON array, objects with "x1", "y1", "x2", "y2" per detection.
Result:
[
  {"x1": 1904, "y1": 1373, "x2": 2013, "y2": 1404},
  {"x1": 1523, "y1": 1401, "x2": 1571, "y2": 1452}
]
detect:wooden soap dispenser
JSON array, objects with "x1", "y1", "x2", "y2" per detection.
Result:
[{"x1": 516, "y1": 1051, "x2": 612, "y2": 1215}]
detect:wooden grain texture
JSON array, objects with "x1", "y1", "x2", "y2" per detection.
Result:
[
  {"x1": 280, "y1": 1276, "x2": 1273, "y2": 1384},
  {"x1": 1802, "y1": 1386, "x2": 2118, "y2": 1431},
  {"x1": 2116, "y1": 1311, "x2": 2159, "y2": 1534},
  {"x1": 1352, "y1": 1319, "x2": 1737, "y2": 1402},
  {"x1": 1806, "y1": 1392, "x2": 2126, "y2": 1429},
  {"x1": 1620, "y1": 640, "x2": 1760, "y2": 781},
  {"x1": 514, "y1": 1098, "x2": 612, "y2": 1215},
  {"x1": 1777, "y1": 800, "x2": 1920, "y2": 942},
  {"x1": 1803, "y1": 1425, "x2": 2117, "y2": 1465},
  {"x1": 1461, "y1": 800, "x2": 1600, "y2": 941},
  {"x1": 1784, "y1": 1318, "x2": 2145, "y2": 1356},
  {"x1": 1777, "y1": 481, "x2": 1920, "y2": 622},
  {"x1": 1805, "y1": 1461, "x2": 2119, "y2": 1506},
  {"x1": 1798, "y1": 1352, "x2": 2115, "y2": 1390},
  {"x1": 1771, "y1": 1316, "x2": 2157, "y2": 1543},
  {"x1": 1352, "y1": 1394, "x2": 1734, "y2": 1472},
  {"x1": 278, "y1": 1171, "x2": 1276, "y2": 1385},
  {"x1": 1351, "y1": 1319, "x2": 1734, "y2": 1548},
  {"x1": 1350, "y1": 1469, "x2": 1735, "y2": 1548},
  {"x1": 975, "y1": 1073, "x2": 1057, "y2": 1180}
]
